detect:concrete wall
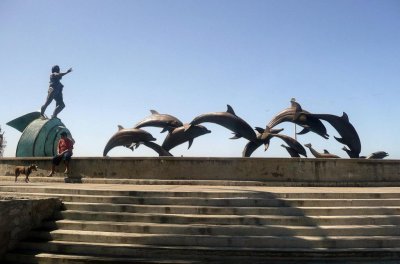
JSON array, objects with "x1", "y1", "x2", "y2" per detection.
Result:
[
  {"x1": 0, "y1": 157, "x2": 399, "y2": 185},
  {"x1": 0, "y1": 197, "x2": 61, "y2": 259}
]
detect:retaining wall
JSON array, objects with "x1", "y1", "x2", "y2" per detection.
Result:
[{"x1": 0, "y1": 157, "x2": 399, "y2": 186}]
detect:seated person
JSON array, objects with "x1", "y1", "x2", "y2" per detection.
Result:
[{"x1": 48, "y1": 131, "x2": 74, "y2": 176}]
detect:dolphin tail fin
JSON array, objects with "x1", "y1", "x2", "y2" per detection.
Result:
[
  {"x1": 230, "y1": 133, "x2": 242, "y2": 140},
  {"x1": 188, "y1": 139, "x2": 194, "y2": 149},
  {"x1": 297, "y1": 127, "x2": 310, "y2": 135}
]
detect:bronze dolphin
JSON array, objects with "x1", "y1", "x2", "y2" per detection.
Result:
[
  {"x1": 132, "y1": 141, "x2": 173, "y2": 157},
  {"x1": 304, "y1": 143, "x2": 340, "y2": 158},
  {"x1": 162, "y1": 124, "x2": 211, "y2": 151},
  {"x1": 309, "y1": 112, "x2": 361, "y2": 158},
  {"x1": 189, "y1": 105, "x2": 257, "y2": 142},
  {"x1": 103, "y1": 126, "x2": 156, "y2": 156},
  {"x1": 134, "y1": 110, "x2": 183, "y2": 133},
  {"x1": 281, "y1": 144, "x2": 301, "y2": 158},
  {"x1": 366, "y1": 151, "x2": 389, "y2": 159},
  {"x1": 268, "y1": 100, "x2": 329, "y2": 139}
]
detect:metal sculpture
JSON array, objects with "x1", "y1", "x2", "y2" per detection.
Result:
[
  {"x1": 310, "y1": 113, "x2": 361, "y2": 158},
  {"x1": 189, "y1": 105, "x2": 257, "y2": 142},
  {"x1": 366, "y1": 151, "x2": 389, "y2": 159},
  {"x1": 281, "y1": 144, "x2": 301, "y2": 158},
  {"x1": 162, "y1": 124, "x2": 211, "y2": 151},
  {"x1": 7, "y1": 111, "x2": 72, "y2": 157},
  {"x1": 103, "y1": 126, "x2": 156, "y2": 156},
  {"x1": 304, "y1": 143, "x2": 340, "y2": 158},
  {"x1": 268, "y1": 100, "x2": 329, "y2": 139},
  {"x1": 134, "y1": 110, "x2": 183, "y2": 133},
  {"x1": 132, "y1": 141, "x2": 173, "y2": 157}
]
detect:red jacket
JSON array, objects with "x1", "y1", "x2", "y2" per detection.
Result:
[{"x1": 58, "y1": 137, "x2": 74, "y2": 154}]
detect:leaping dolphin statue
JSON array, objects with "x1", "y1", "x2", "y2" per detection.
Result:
[
  {"x1": 103, "y1": 126, "x2": 156, "y2": 156},
  {"x1": 309, "y1": 112, "x2": 361, "y2": 158},
  {"x1": 188, "y1": 105, "x2": 258, "y2": 142},
  {"x1": 162, "y1": 124, "x2": 211, "y2": 151},
  {"x1": 134, "y1": 110, "x2": 183, "y2": 133},
  {"x1": 366, "y1": 151, "x2": 389, "y2": 159},
  {"x1": 304, "y1": 143, "x2": 340, "y2": 158},
  {"x1": 268, "y1": 100, "x2": 329, "y2": 139},
  {"x1": 131, "y1": 141, "x2": 173, "y2": 157}
]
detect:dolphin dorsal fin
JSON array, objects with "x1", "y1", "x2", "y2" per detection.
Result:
[
  {"x1": 324, "y1": 149, "x2": 330, "y2": 154},
  {"x1": 150, "y1": 110, "x2": 159, "y2": 115},
  {"x1": 226, "y1": 105, "x2": 236, "y2": 115},
  {"x1": 341, "y1": 112, "x2": 349, "y2": 122},
  {"x1": 117, "y1": 125, "x2": 124, "y2": 131}
]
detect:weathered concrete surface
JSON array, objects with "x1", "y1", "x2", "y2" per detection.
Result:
[
  {"x1": 0, "y1": 196, "x2": 61, "y2": 259},
  {"x1": 0, "y1": 157, "x2": 399, "y2": 186}
]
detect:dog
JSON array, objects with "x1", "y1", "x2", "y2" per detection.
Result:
[{"x1": 15, "y1": 164, "x2": 38, "y2": 183}]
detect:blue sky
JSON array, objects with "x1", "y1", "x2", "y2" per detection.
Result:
[{"x1": 1, "y1": 0, "x2": 399, "y2": 158}]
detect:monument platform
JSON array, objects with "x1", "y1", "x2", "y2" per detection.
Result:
[{"x1": 1, "y1": 157, "x2": 400, "y2": 263}]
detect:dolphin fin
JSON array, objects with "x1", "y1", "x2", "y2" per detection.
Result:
[
  {"x1": 297, "y1": 127, "x2": 310, "y2": 135},
  {"x1": 226, "y1": 104, "x2": 236, "y2": 116},
  {"x1": 334, "y1": 136, "x2": 347, "y2": 145},
  {"x1": 118, "y1": 125, "x2": 124, "y2": 131},
  {"x1": 188, "y1": 139, "x2": 194, "y2": 149},
  {"x1": 230, "y1": 133, "x2": 242, "y2": 140},
  {"x1": 264, "y1": 142, "x2": 270, "y2": 151},
  {"x1": 254, "y1": 127, "x2": 265, "y2": 134},
  {"x1": 150, "y1": 110, "x2": 159, "y2": 115},
  {"x1": 341, "y1": 112, "x2": 349, "y2": 122},
  {"x1": 161, "y1": 126, "x2": 175, "y2": 133},
  {"x1": 324, "y1": 149, "x2": 330, "y2": 154}
]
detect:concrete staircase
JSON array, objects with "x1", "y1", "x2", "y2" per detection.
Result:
[{"x1": 2, "y1": 183, "x2": 400, "y2": 263}]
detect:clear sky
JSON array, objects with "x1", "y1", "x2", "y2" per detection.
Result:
[{"x1": 0, "y1": 0, "x2": 399, "y2": 158}]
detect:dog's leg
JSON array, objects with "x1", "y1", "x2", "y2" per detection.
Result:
[{"x1": 15, "y1": 170, "x2": 19, "y2": 182}]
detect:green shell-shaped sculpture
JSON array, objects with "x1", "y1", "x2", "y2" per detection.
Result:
[{"x1": 7, "y1": 112, "x2": 72, "y2": 157}]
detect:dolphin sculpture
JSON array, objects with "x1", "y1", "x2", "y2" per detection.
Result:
[
  {"x1": 103, "y1": 126, "x2": 156, "y2": 156},
  {"x1": 309, "y1": 112, "x2": 361, "y2": 158},
  {"x1": 281, "y1": 144, "x2": 301, "y2": 158},
  {"x1": 342, "y1": 146, "x2": 364, "y2": 158},
  {"x1": 134, "y1": 110, "x2": 183, "y2": 133},
  {"x1": 162, "y1": 124, "x2": 211, "y2": 151},
  {"x1": 131, "y1": 141, "x2": 173, "y2": 157},
  {"x1": 268, "y1": 100, "x2": 329, "y2": 139},
  {"x1": 304, "y1": 143, "x2": 340, "y2": 158},
  {"x1": 242, "y1": 127, "x2": 306, "y2": 157},
  {"x1": 188, "y1": 105, "x2": 258, "y2": 142},
  {"x1": 366, "y1": 151, "x2": 389, "y2": 159}
]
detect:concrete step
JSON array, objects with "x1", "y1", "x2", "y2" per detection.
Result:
[
  {"x1": 26, "y1": 229, "x2": 400, "y2": 248},
  {"x1": 14, "y1": 240, "x2": 400, "y2": 259},
  {"x1": 62, "y1": 202, "x2": 400, "y2": 216},
  {"x1": 3, "y1": 185, "x2": 400, "y2": 199},
  {"x1": 40, "y1": 220, "x2": 400, "y2": 237},
  {"x1": 54, "y1": 210, "x2": 400, "y2": 226},
  {"x1": 4, "y1": 191, "x2": 400, "y2": 207}
]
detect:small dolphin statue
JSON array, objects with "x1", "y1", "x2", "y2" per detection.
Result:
[
  {"x1": 103, "y1": 126, "x2": 156, "y2": 156},
  {"x1": 310, "y1": 112, "x2": 361, "y2": 158},
  {"x1": 366, "y1": 151, "x2": 389, "y2": 159},
  {"x1": 304, "y1": 143, "x2": 340, "y2": 158},
  {"x1": 268, "y1": 100, "x2": 329, "y2": 139},
  {"x1": 162, "y1": 124, "x2": 211, "y2": 151},
  {"x1": 134, "y1": 110, "x2": 183, "y2": 133},
  {"x1": 189, "y1": 105, "x2": 257, "y2": 142}
]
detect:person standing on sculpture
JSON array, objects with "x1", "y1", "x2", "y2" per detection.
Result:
[{"x1": 40, "y1": 65, "x2": 73, "y2": 119}]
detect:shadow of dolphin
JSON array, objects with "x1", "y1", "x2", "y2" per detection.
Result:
[
  {"x1": 309, "y1": 112, "x2": 361, "y2": 158},
  {"x1": 103, "y1": 126, "x2": 156, "y2": 156},
  {"x1": 134, "y1": 110, "x2": 183, "y2": 133},
  {"x1": 268, "y1": 100, "x2": 329, "y2": 139},
  {"x1": 189, "y1": 105, "x2": 257, "y2": 142},
  {"x1": 162, "y1": 124, "x2": 211, "y2": 152}
]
